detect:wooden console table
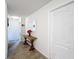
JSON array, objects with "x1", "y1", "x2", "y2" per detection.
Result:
[{"x1": 23, "y1": 35, "x2": 37, "y2": 51}]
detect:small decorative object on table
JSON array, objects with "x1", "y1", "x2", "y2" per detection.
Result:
[{"x1": 23, "y1": 29, "x2": 37, "y2": 51}]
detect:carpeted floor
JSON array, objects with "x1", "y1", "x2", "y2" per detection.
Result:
[{"x1": 7, "y1": 42, "x2": 48, "y2": 59}]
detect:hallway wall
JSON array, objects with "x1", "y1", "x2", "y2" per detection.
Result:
[{"x1": 26, "y1": 0, "x2": 73, "y2": 58}]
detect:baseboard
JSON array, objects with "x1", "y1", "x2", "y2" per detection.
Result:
[{"x1": 35, "y1": 47, "x2": 48, "y2": 59}]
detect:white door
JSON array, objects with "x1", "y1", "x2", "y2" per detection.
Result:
[
  {"x1": 49, "y1": 2, "x2": 74, "y2": 59},
  {"x1": 8, "y1": 18, "x2": 21, "y2": 41}
]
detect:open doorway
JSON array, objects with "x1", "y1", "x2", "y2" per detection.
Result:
[{"x1": 7, "y1": 16, "x2": 21, "y2": 56}]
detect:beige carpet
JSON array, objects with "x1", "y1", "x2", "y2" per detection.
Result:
[{"x1": 7, "y1": 42, "x2": 48, "y2": 59}]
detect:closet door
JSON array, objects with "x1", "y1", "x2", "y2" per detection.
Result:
[{"x1": 49, "y1": 2, "x2": 74, "y2": 59}]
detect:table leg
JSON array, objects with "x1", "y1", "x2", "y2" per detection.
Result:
[
  {"x1": 24, "y1": 37, "x2": 28, "y2": 45},
  {"x1": 29, "y1": 40, "x2": 35, "y2": 51}
]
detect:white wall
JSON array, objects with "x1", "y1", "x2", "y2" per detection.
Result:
[
  {"x1": 0, "y1": 0, "x2": 6, "y2": 59},
  {"x1": 26, "y1": 0, "x2": 73, "y2": 58}
]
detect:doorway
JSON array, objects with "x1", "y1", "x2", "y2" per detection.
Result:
[{"x1": 8, "y1": 16, "x2": 21, "y2": 56}]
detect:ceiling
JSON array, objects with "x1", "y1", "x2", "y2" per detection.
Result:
[{"x1": 7, "y1": 0, "x2": 52, "y2": 16}]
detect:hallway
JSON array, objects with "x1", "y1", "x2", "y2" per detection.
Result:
[
  {"x1": 8, "y1": 42, "x2": 47, "y2": 59},
  {"x1": 7, "y1": 0, "x2": 74, "y2": 59}
]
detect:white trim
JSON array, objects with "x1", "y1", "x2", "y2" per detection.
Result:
[
  {"x1": 47, "y1": 5, "x2": 52, "y2": 59},
  {"x1": 35, "y1": 47, "x2": 48, "y2": 58}
]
